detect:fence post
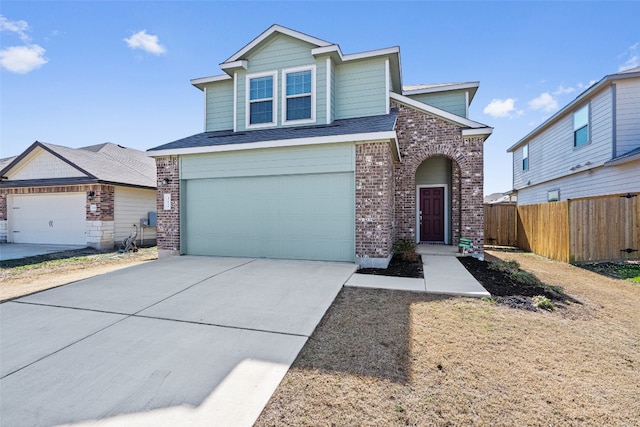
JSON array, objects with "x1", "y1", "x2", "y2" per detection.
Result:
[{"x1": 567, "y1": 198, "x2": 572, "y2": 263}]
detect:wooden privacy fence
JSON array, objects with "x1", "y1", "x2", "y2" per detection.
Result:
[{"x1": 484, "y1": 193, "x2": 639, "y2": 263}]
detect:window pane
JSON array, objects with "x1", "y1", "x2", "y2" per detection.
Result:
[
  {"x1": 522, "y1": 144, "x2": 528, "y2": 159},
  {"x1": 573, "y1": 105, "x2": 588, "y2": 129},
  {"x1": 574, "y1": 125, "x2": 589, "y2": 146},
  {"x1": 523, "y1": 157, "x2": 529, "y2": 171},
  {"x1": 286, "y1": 70, "x2": 311, "y2": 96},
  {"x1": 287, "y1": 96, "x2": 311, "y2": 120},
  {"x1": 250, "y1": 76, "x2": 273, "y2": 100},
  {"x1": 250, "y1": 100, "x2": 273, "y2": 124}
]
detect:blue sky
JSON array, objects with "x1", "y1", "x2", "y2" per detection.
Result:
[{"x1": 1, "y1": 1, "x2": 638, "y2": 195}]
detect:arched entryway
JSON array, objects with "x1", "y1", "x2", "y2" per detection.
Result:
[{"x1": 416, "y1": 156, "x2": 453, "y2": 244}]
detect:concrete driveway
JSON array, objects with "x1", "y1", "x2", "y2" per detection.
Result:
[
  {"x1": 0, "y1": 256, "x2": 356, "y2": 427},
  {"x1": 0, "y1": 243, "x2": 87, "y2": 261}
]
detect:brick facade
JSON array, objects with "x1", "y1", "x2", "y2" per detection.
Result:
[
  {"x1": 155, "y1": 156, "x2": 180, "y2": 257},
  {"x1": 392, "y1": 101, "x2": 486, "y2": 252},
  {"x1": 355, "y1": 142, "x2": 395, "y2": 267}
]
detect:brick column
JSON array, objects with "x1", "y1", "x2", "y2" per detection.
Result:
[
  {"x1": 86, "y1": 185, "x2": 115, "y2": 250},
  {"x1": 355, "y1": 142, "x2": 395, "y2": 268},
  {"x1": 155, "y1": 156, "x2": 180, "y2": 257}
]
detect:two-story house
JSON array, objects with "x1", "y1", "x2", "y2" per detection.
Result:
[
  {"x1": 508, "y1": 66, "x2": 640, "y2": 205},
  {"x1": 147, "y1": 25, "x2": 492, "y2": 267}
]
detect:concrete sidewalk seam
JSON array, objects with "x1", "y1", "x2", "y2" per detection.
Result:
[
  {"x1": 0, "y1": 312, "x2": 128, "y2": 380},
  {"x1": 130, "y1": 258, "x2": 258, "y2": 318}
]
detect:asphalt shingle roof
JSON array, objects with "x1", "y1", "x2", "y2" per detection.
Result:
[
  {"x1": 148, "y1": 110, "x2": 398, "y2": 152},
  {"x1": 1, "y1": 142, "x2": 156, "y2": 188}
]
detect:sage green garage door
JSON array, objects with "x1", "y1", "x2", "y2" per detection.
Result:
[{"x1": 181, "y1": 144, "x2": 355, "y2": 262}]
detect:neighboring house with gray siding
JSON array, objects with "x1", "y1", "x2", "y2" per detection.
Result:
[
  {"x1": 0, "y1": 142, "x2": 157, "y2": 249},
  {"x1": 148, "y1": 25, "x2": 492, "y2": 267},
  {"x1": 508, "y1": 67, "x2": 640, "y2": 205}
]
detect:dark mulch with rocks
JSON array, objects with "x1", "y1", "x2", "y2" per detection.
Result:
[
  {"x1": 358, "y1": 254, "x2": 423, "y2": 278},
  {"x1": 458, "y1": 256, "x2": 580, "y2": 311}
]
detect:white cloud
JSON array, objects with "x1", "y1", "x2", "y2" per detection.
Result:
[
  {"x1": 528, "y1": 92, "x2": 558, "y2": 113},
  {"x1": 552, "y1": 85, "x2": 575, "y2": 95},
  {"x1": 483, "y1": 98, "x2": 523, "y2": 119},
  {"x1": 0, "y1": 44, "x2": 48, "y2": 74},
  {"x1": 0, "y1": 15, "x2": 30, "y2": 42},
  {"x1": 619, "y1": 42, "x2": 639, "y2": 71},
  {"x1": 124, "y1": 30, "x2": 166, "y2": 55}
]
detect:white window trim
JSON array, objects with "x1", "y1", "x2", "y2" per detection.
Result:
[
  {"x1": 415, "y1": 184, "x2": 450, "y2": 245},
  {"x1": 282, "y1": 65, "x2": 316, "y2": 125},
  {"x1": 245, "y1": 70, "x2": 278, "y2": 129},
  {"x1": 573, "y1": 103, "x2": 590, "y2": 148}
]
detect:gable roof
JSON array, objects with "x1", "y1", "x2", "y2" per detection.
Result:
[
  {"x1": 223, "y1": 24, "x2": 333, "y2": 64},
  {"x1": 147, "y1": 111, "x2": 398, "y2": 157},
  {"x1": 403, "y1": 81, "x2": 480, "y2": 104},
  {"x1": 508, "y1": 67, "x2": 640, "y2": 152},
  {"x1": 193, "y1": 24, "x2": 402, "y2": 93},
  {"x1": 389, "y1": 92, "x2": 492, "y2": 137},
  {"x1": 0, "y1": 142, "x2": 156, "y2": 189}
]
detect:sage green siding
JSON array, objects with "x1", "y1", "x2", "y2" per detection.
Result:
[
  {"x1": 246, "y1": 34, "x2": 315, "y2": 73},
  {"x1": 335, "y1": 58, "x2": 387, "y2": 119},
  {"x1": 408, "y1": 90, "x2": 467, "y2": 117},
  {"x1": 415, "y1": 156, "x2": 452, "y2": 186},
  {"x1": 180, "y1": 143, "x2": 355, "y2": 261},
  {"x1": 205, "y1": 80, "x2": 234, "y2": 131},
  {"x1": 233, "y1": 34, "x2": 328, "y2": 130},
  {"x1": 181, "y1": 143, "x2": 354, "y2": 179}
]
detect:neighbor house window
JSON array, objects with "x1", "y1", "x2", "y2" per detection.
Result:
[
  {"x1": 547, "y1": 189, "x2": 560, "y2": 202},
  {"x1": 247, "y1": 72, "x2": 277, "y2": 127},
  {"x1": 283, "y1": 66, "x2": 315, "y2": 123},
  {"x1": 573, "y1": 104, "x2": 589, "y2": 147},
  {"x1": 522, "y1": 144, "x2": 529, "y2": 171}
]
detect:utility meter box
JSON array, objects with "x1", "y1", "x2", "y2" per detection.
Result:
[{"x1": 148, "y1": 211, "x2": 157, "y2": 227}]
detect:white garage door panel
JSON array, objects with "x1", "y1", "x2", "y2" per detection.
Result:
[{"x1": 11, "y1": 193, "x2": 86, "y2": 244}]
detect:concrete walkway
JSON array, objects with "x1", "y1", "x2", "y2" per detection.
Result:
[
  {"x1": 0, "y1": 243, "x2": 87, "y2": 261},
  {"x1": 0, "y1": 256, "x2": 356, "y2": 427},
  {"x1": 346, "y1": 244, "x2": 490, "y2": 297}
]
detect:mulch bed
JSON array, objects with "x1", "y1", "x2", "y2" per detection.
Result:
[
  {"x1": 357, "y1": 255, "x2": 423, "y2": 278},
  {"x1": 458, "y1": 256, "x2": 580, "y2": 311},
  {"x1": 357, "y1": 252, "x2": 579, "y2": 311}
]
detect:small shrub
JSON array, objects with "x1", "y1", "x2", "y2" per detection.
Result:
[
  {"x1": 488, "y1": 260, "x2": 520, "y2": 274},
  {"x1": 481, "y1": 296, "x2": 496, "y2": 304},
  {"x1": 393, "y1": 240, "x2": 419, "y2": 263},
  {"x1": 532, "y1": 295, "x2": 554, "y2": 311}
]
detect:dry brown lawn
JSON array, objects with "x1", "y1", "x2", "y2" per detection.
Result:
[
  {"x1": 0, "y1": 247, "x2": 157, "y2": 302},
  {"x1": 256, "y1": 251, "x2": 640, "y2": 426}
]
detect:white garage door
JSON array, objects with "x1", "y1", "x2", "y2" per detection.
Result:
[{"x1": 10, "y1": 193, "x2": 86, "y2": 245}]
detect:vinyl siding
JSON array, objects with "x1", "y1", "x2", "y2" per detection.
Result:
[
  {"x1": 615, "y1": 79, "x2": 640, "y2": 156},
  {"x1": 8, "y1": 148, "x2": 83, "y2": 180},
  {"x1": 330, "y1": 59, "x2": 336, "y2": 122},
  {"x1": 205, "y1": 80, "x2": 234, "y2": 132},
  {"x1": 233, "y1": 34, "x2": 328, "y2": 130},
  {"x1": 516, "y1": 160, "x2": 640, "y2": 205},
  {"x1": 335, "y1": 58, "x2": 387, "y2": 119},
  {"x1": 407, "y1": 90, "x2": 467, "y2": 117},
  {"x1": 180, "y1": 143, "x2": 355, "y2": 180},
  {"x1": 114, "y1": 186, "x2": 157, "y2": 245},
  {"x1": 513, "y1": 87, "x2": 613, "y2": 190}
]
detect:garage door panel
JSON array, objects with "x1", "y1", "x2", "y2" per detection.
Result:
[
  {"x1": 10, "y1": 193, "x2": 86, "y2": 245},
  {"x1": 184, "y1": 173, "x2": 354, "y2": 262}
]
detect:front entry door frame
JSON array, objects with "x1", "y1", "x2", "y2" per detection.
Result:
[{"x1": 416, "y1": 184, "x2": 449, "y2": 244}]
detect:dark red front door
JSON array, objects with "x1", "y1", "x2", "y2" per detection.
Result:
[{"x1": 420, "y1": 187, "x2": 444, "y2": 242}]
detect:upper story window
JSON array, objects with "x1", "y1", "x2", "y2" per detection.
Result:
[
  {"x1": 247, "y1": 71, "x2": 277, "y2": 127},
  {"x1": 573, "y1": 104, "x2": 589, "y2": 147},
  {"x1": 283, "y1": 65, "x2": 315, "y2": 124},
  {"x1": 522, "y1": 144, "x2": 529, "y2": 171}
]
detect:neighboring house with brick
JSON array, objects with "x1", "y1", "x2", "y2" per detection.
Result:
[
  {"x1": 147, "y1": 25, "x2": 492, "y2": 267},
  {"x1": 507, "y1": 66, "x2": 640, "y2": 204},
  {"x1": 0, "y1": 141, "x2": 157, "y2": 249}
]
